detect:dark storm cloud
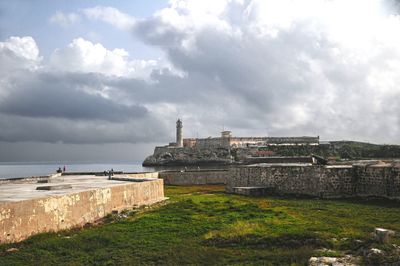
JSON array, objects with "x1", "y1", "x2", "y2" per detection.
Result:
[
  {"x1": 0, "y1": 71, "x2": 147, "y2": 122},
  {"x1": 385, "y1": 0, "x2": 400, "y2": 13},
  {"x1": 0, "y1": 113, "x2": 168, "y2": 144}
]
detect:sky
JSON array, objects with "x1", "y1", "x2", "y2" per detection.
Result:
[{"x1": 0, "y1": 0, "x2": 400, "y2": 162}]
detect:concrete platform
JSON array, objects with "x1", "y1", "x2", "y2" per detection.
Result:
[
  {"x1": 0, "y1": 175, "x2": 143, "y2": 203},
  {"x1": 0, "y1": 174, "x2": 165, "y2": 243}
]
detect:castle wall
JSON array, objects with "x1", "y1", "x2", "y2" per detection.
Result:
[
  {"x1": 226, "y1": 165, "x2": 400, "y2": 199},
  {"x1": 196, "y1": 138, "x2": 222, "y2": 149},
  {"x1": 186, "y1": 136, "x2": 320, "y2": 149},
  {"x1": 159, "y1": 170, "x2": 228, "y2": 185},
  {"x1": 183, "y1": 138, "x2": 197, "y2": 148},
  {"x1": 230, "y1": 136, "x2": 319, "y2": 147},
  {"x1": 0, "y1": 179, "x2": 165, "y2": 243},
  {"x1": 354, "y1": 165, "x2": 400, "y2": 197},
  {"x1": 153, "y1": 146, "x2": 174, "y2": 156}
]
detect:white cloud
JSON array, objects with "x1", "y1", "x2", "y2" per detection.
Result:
[
  {"x1": 0, "y1": 36, "x2": 41, "y2": 98},
  {"x1": 82, "y1": 6, "x2": 135, "y2": 30},
  {"x1": 50, "y1": 38, "x2": 129, "y2": 76},
  {"x1": 49, "y1": 11, "x2": 81, "y2": 27},
  {"x1": 0, "y1": 36, "x2": 40, "y2": 62},
  {"x1": 49, "y1": 38, "x2": 162, "y2": 79}
]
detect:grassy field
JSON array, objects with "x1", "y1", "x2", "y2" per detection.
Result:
[{"x1": 1, "y1": 185, "x2": 400, "y2": 265}]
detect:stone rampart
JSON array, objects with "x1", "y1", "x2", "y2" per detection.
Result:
[
  {"x1": 159, "y1": 170, "x2": 228, "y2": 185},
  {"x1": 226, "y1": 165, "x2": 400, "y2": 199},
  {"x1": 0, "y1": 179, "x2": 165, "y2": 243}
]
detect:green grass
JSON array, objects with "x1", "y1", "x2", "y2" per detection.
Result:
[{"x1": 1, "y1": 185, "x2": 400, "y2": 265}]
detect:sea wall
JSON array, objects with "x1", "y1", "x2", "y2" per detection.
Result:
[
  {"x1": 0, "y1": 179, "x2": 165, "y2": 243},
  {"x1": 159, "y1": 169, "x2": 228, "y2": 185},
  {"x1": 226, "y1": 165, "x2": 400, "y2": 199}
]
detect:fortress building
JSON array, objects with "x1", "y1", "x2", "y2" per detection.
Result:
[
  {"x1": 166, "y1": 120, "x2": 319, "y2": 149},
  {"x1": 144, "y1": 120, "x2": 322, "y2": 166}
]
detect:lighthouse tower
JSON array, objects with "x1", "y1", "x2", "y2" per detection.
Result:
[{"x1": 176, "y1": 119, "x2": 183, "y2": 147}]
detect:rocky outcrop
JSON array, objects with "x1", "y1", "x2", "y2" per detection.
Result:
[
  {"x1": 308, "y1": 255, "x2": 360, "y2": 266},
  {"x1": 142, "y1": 147, "x2": 234, "y2": 166}
]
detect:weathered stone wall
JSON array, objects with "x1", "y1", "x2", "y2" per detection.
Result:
[
  {"x1": 227, "y1": 165, "x2": 400, "y2": 199},
  {"x1": 354, "y1": 166, "x2": 400, "y2": 198},
  {"x1": 0, "y1": 179, "x2": 164, "y2": 243},
  {"x1": 159, "y1": 170, "x2": 228, "y2": 185},
  {"x1": 196, "y1": 138, "x2": 224, "y2": 149}
]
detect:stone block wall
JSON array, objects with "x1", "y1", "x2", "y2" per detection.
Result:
[
  {"x1": 0, "y1": 179, "x2": 164, "y2": 243},
  {"x1": 354, "y1": 166, "x2": 400, "y2": 198},
  {"x1": 227, "y1": 165, "x2": 400, "y2": 199},
  {"x1": 159, "y1": 170, "x2": 228, "y2": 185}
]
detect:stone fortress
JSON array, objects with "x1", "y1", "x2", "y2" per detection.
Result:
[
  {"x1": 170, "y1": 119, "x2": 319, "y2": 149},
  {"x1": 142, "y1": 120, "x2": 400, "y2": 202},
  {"x1": 143, "y1": 119, "x2": 321, "y2": 166},
  {"x1": 144, "y1": 119, "x2": 400, "y2": 167}
]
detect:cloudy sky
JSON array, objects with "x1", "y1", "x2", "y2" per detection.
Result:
[{"x1": 0, "y1": 0, "x2": 399, "y2": 162}]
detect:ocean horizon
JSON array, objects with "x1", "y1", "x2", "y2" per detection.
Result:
[{"x1": 0, "y1": 161, "x2": 155, "y2": 179}]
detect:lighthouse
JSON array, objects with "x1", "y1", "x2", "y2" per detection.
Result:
[{"x1": 176, "y1": 119, "x2": 183, "y2": 147}]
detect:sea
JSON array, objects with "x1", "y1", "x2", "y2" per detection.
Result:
[{"x1": 0, "y1": 161, "x2": 156, "y2": 179}]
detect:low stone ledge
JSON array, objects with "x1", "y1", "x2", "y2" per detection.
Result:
[
  {"x1": 110, "y1": 176, "x2": 157, "y2": 182},
  {"x1": 37, "y1": 178, "x2": 64, "y2": 184},
  {"x1": 159, "y1": 170, "x2": 228, "y2": 185},
  {"x1": 36, "y1": 184, "x2": 73, "y2": 190}
]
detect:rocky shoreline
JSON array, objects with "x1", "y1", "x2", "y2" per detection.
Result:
[{"x1": 142, "y1": 155, "x2": 233, "y2": 167}]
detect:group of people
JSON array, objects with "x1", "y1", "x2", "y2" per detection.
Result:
[
  {"x1": 56, "y1": 166, "x2": 115, "y2": 178},
  {"x1": 56, "y1": 166, "x2": 66, "y2": 173},
  {"x1": 105, "y1": 169, "x2": 114, "y2": 180}
]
